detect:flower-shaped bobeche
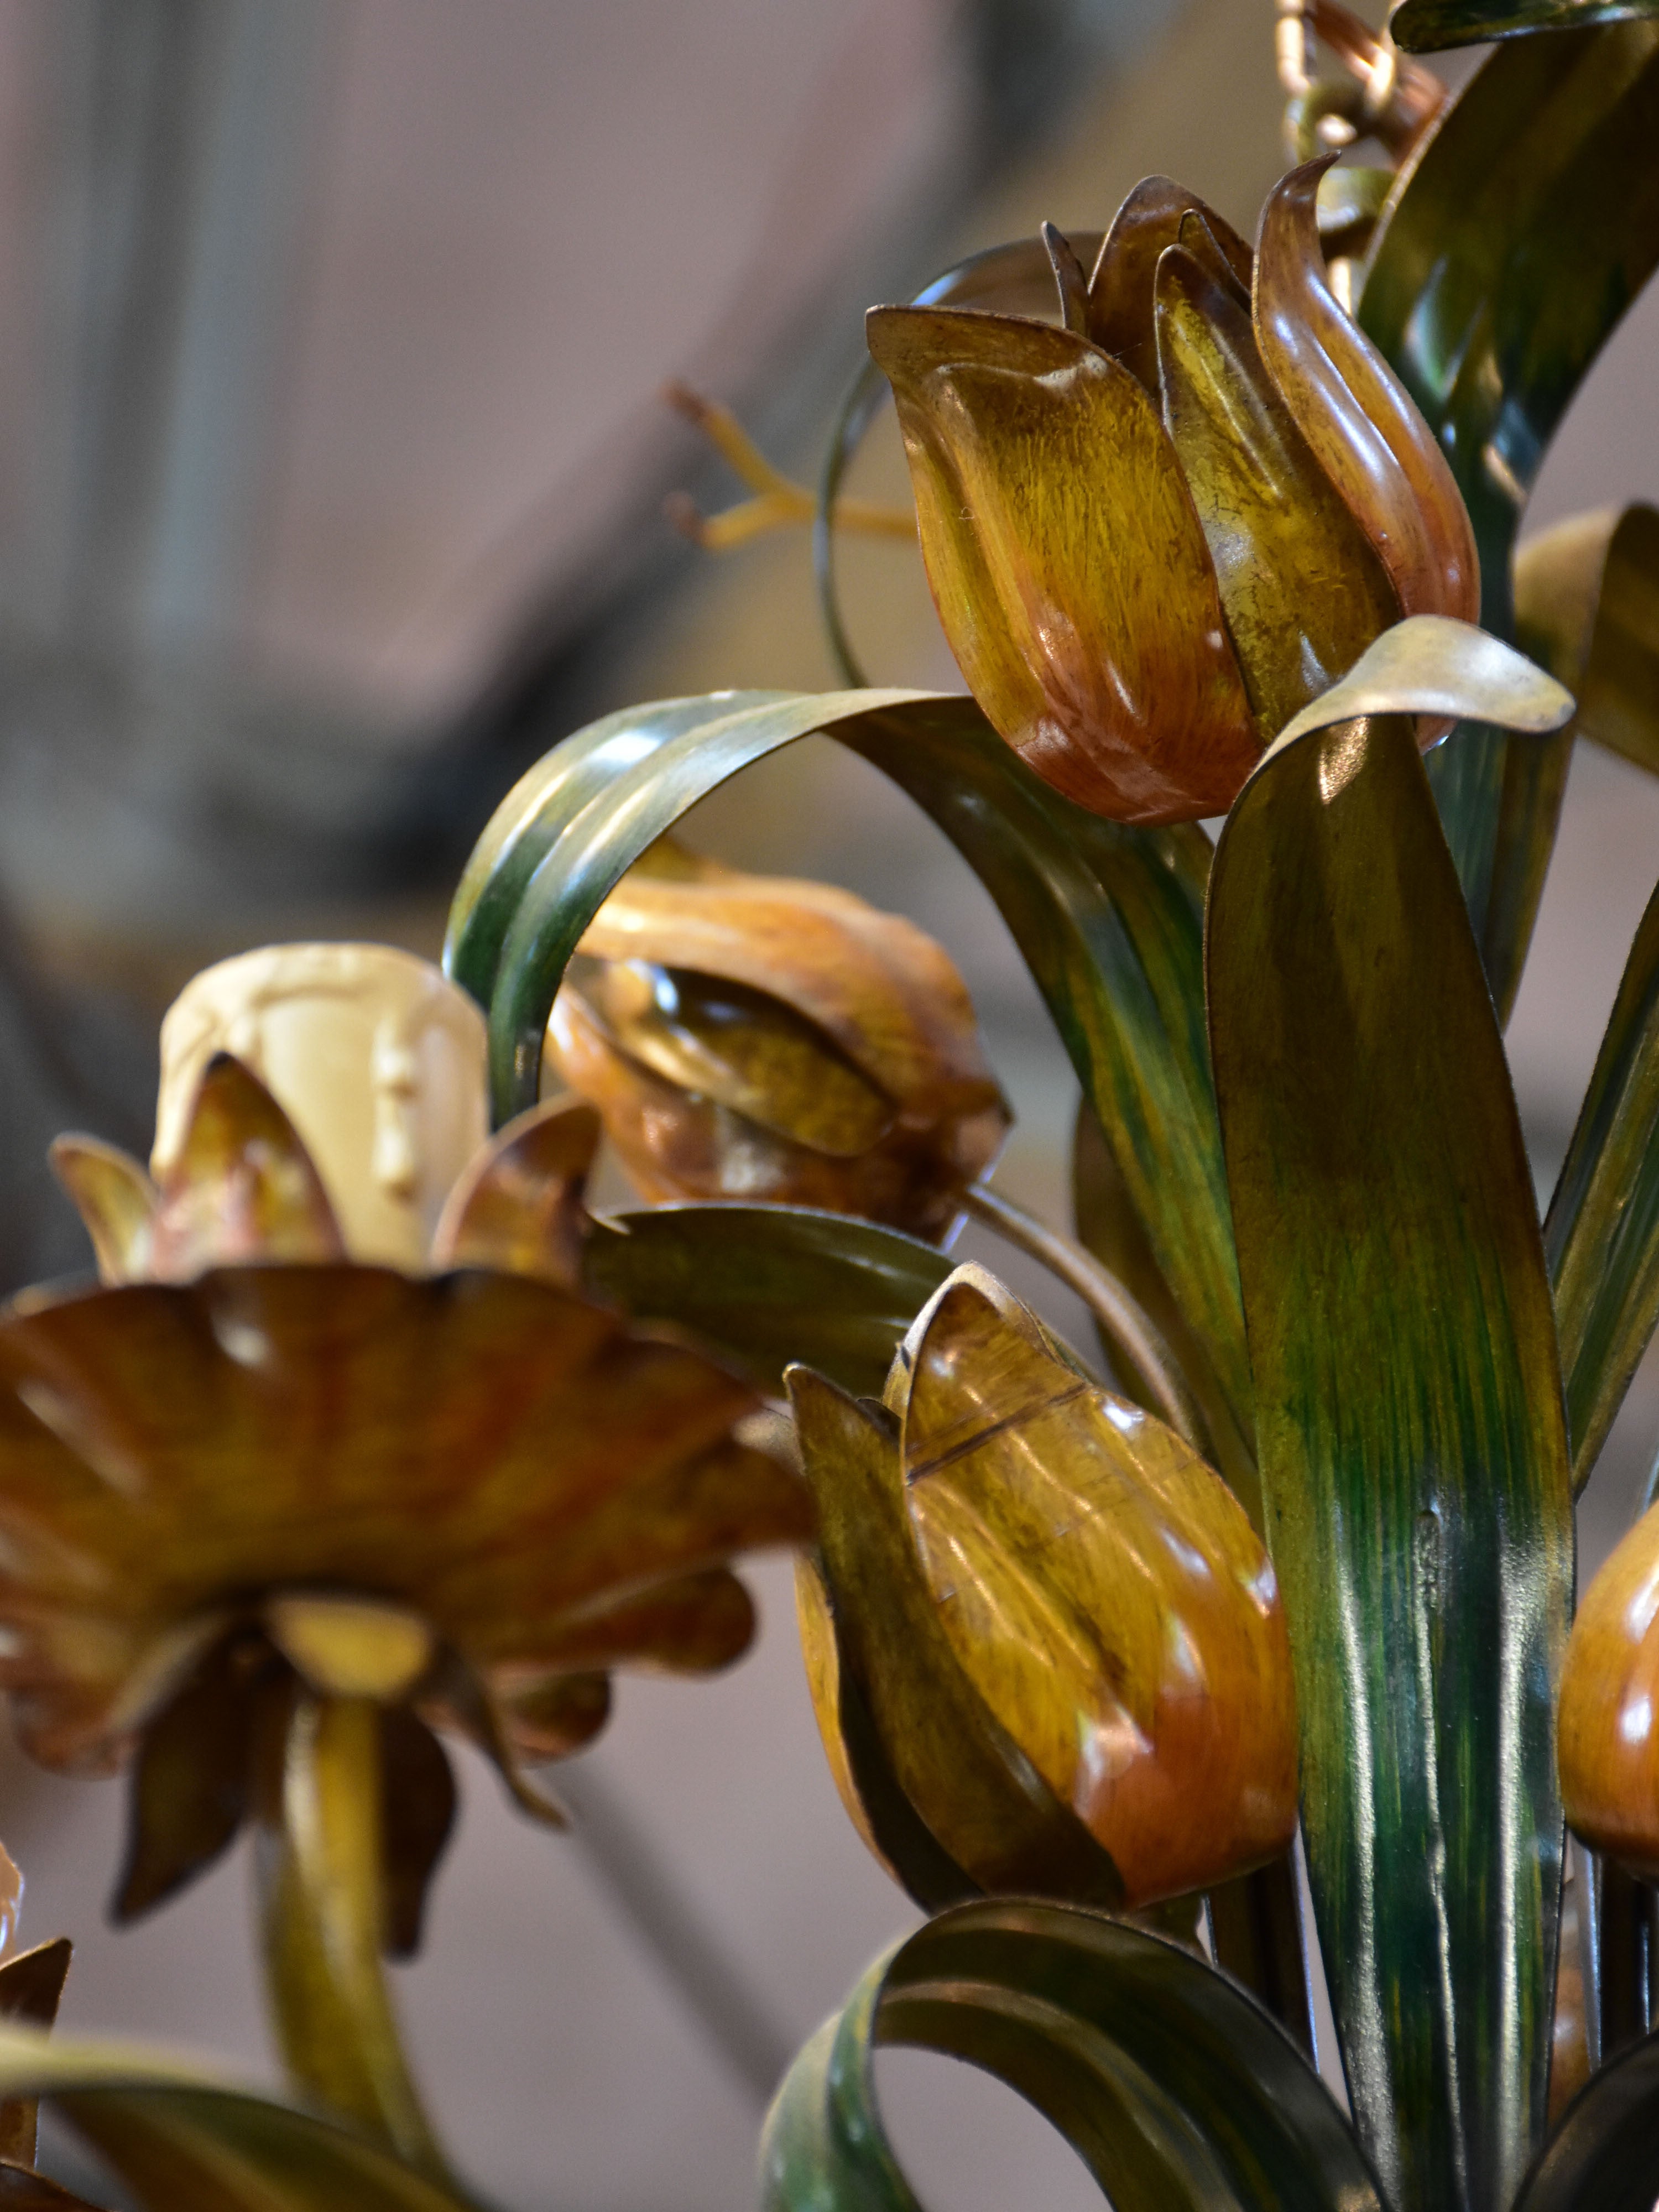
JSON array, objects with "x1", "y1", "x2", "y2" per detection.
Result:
[{"x1": 25, "y1": 944, "x2": 809, "y2": 1931}]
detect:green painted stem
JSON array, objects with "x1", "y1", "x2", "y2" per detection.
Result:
[{"x1": 255, "y1": 1691, "x2": 446, "y2": 2182}]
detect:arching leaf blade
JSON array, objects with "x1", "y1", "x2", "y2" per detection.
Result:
[
  {"x1": 448, "y1": 688, "x2": 1250, "y2": 1452},
  {"x1": 1546, "y1": 874, "x2": 1659, "y2": 1488},
  {"x1": 1517, "y1": 504, "x2": 1659, "y2": 779},
  {"x1": 582, "y1": 1204, "x2": 953, "y2": 1399},
  {"x1": 0, "y1": 2025, "x2": 477, "y2": 2210},
  {"x1": 1208, "y1": 710, "x2": 1574, "y2": 2210},
  {"x1": 1513, "y1": 2026, "x2": 1659, "y2": 2212},
  {"x1": 1392, "y1": 0, "x2": 1659, "y2": 49},
  {"x1": 445, "y1": 690, "x2": 788, "y2": 1006},
  {"x1": 1358, "y1": 24, "x2": 1659, "y2": 1005},
  {"x1": 760, "y1": 1900, "x2": 1383, "y2": 2212}
]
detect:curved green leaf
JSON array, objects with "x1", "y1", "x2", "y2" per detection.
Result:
[
  {"x1": 444, "y1": 690, "x2": 1249, "y2": 1450},
  {"x1": 0, "y1": 2025, "x2": 477, "y2": 2210},
  {"x1": 1392, "y1": 0, "x2": 1659, "y2": 49},
  {"x1": 1208, "y1": 707, "x2": 1574, "y2": 2208},
  {"x1": 1071, "y1": 1100, "x2": 1259, "y2": 1519},
  {"x1": 583, "y1": 1204, "x2": 952, "y2": 1398},
  {"x1": 446, "y1": 690, "x2": 789, "y2": 1004},
  {"x1": 1516, "y1": 504, "x2": 1659, "y2": 778},
  {"x1": 760, "y1": 1898, "x2": 1383, "y2": 2211},
  {"x1": 1513, "y1": 2023, "x2": 1659, "y2": 2211},
  {"x1": 1545, "y1": 872, "x2": 1659, "y2": 1488},
  {"x1": 1359, "y1": 24, "x2": 1659, "y2": 1013}
]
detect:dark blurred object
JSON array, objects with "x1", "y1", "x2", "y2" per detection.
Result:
[{"x1": 0, "y1": 0, "x2": 1170, "y2": 933}]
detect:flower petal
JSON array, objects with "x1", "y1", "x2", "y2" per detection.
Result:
[
  {"x1": 0, "y1": 1266, "x2": 806, "y2": 1771},
  {"x1": 149, "y1": 1055, "x2": 345, "y2": 1280},
  {"x1": 867, "y1": 305, "x2": 1259, "y2": 823},
  {"x1": 1086, "y1": 175, "x2": 1253, "y2": 394},
  {"x1": 113, "y1": 1629, "x2": 267, "y2": 1922},
  {"x1": 576, "y1": 860, "x2": 999, "y2": 1133},
  {"x1": 378, "y1": 1704, "x2": 456, "y2": 1959},
  {"x1": 1559, "y1": 1500, "x2": 1659, "y2": 1879},
  {"x1": 429, "y1": 1094, "x2": 599, "y2": 1284},
  {"x1": 488, "y1": 1566, "x2": 757, "y2": 1678},
  {"x1": 580, "y1": 961, "x2": 894, "y2": 1156},
  {"x1": 1254, "y1": 158, "x2": 1480, "y2": 629},
  {"x1": 1156, "y1": 242, "x2": 1401, "y2": 738},
  {"x1": 47, "y1": 1139, "x2": 156, "y2": 1286},
  {"x1": 549, "y1": 984, "x2": 1002, "y2": 1243}
]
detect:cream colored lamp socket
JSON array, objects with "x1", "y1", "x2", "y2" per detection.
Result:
[{"x1": 153, "y1": 945, "x2": 489, "y2": 1270}]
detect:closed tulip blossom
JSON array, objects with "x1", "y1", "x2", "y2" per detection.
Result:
[
  {"x1": 791, "y1": 1268, "x2": 1298, "y2": 1908},
  {"x1": 547, "y1": 842, "x2": 1010, "y2": 1241},
  {"x1": 867, "y1": 159, "x2": 1479, "y2": 823}
]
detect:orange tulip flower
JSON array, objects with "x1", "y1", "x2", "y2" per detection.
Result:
[
  {"x1": 868, "y1": 160, "x2": 1479, "y2": 823},
  {"x1": 547, "y1": 842, "x2": 1009, "y2": 1241}
]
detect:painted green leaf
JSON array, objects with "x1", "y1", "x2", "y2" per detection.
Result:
[
  {"x1": 1516, "y1": 504, "x2": 1659, "y2": 779},
  {"x1": 0, "y1": 2024, "x2": 477, "y2": 2210},
  {"x1": 582, "y1": 1203, "x2": 952, "y2": 1398},
  {"x1": 1545, "y1": 873, "x2": 1659, "y2": 1489},
  {"x1": 1359, "y1": 24, "x2": 1659, "y2": 1016},
  {"x1": 1392, "y1": 0, "x2": 1659, "y2": 50},
  {"x1": 1208, "y1": 696, "x2": 1574, "y2": 2208},
  {"x1": 1071, "y1": 1099, "x2": 1259, "y2": 1521},
  {"x1": 1513, "y1": 2026, "x2": 1659, "y2": 2211},
  {"x1": 444, "y1": 689, "x2": 1248, "y2": 1451},
  {"x1": 760, "y1": 1898, "x2": 1383, "y2": 2211},
  {"x1": 446, "y1": 691, "x2": 788, "y2": 1005}
]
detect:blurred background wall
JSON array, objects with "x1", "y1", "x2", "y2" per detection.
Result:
[{"x1": 0, "y1": 3, "x2": 1650, "y2": 2208}]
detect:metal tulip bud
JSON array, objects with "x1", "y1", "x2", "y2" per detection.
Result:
[
  {"x1": 789, "y1": 1266, "x2": 1298, "y2": 1908},
  {"x1": 867, "y1": 161, "x2": 1478, "y2": 823},
  {"x1": 546, "y1": 843, "x2": 1009, "y2": 1241},
  {"x1": 1559, "y1": 1501, "x2": 1659, "y2": 1879}
]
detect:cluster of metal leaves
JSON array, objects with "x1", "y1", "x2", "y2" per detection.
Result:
[
  {"x1": 447, "y1": 684, "x2": 1243, "y2": 1438},
  {"x1": 429, "y1": 25, "x2": 1659, "y2": 2212},
  {"x1": 443, "y1": 614, "x2": 1586, "y2": 2209}
]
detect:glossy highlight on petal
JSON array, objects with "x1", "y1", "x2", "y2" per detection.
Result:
[
  {"x1": 867, "y1": 304, "x2": 1260, "y2": 822},
  {"x1": 1155, "y1": 242, "x2": 1400, "y2": 737},
  {"x1": 1254, "y1": 159, "x2": 1480, "y2": 638},
  {"x1": 1560, "y1": 1503, "x2": 1659, "y2": 1880},
  {"x1": 1566, "y1": 1504, "x2": 1659, "y2": 1867}
]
